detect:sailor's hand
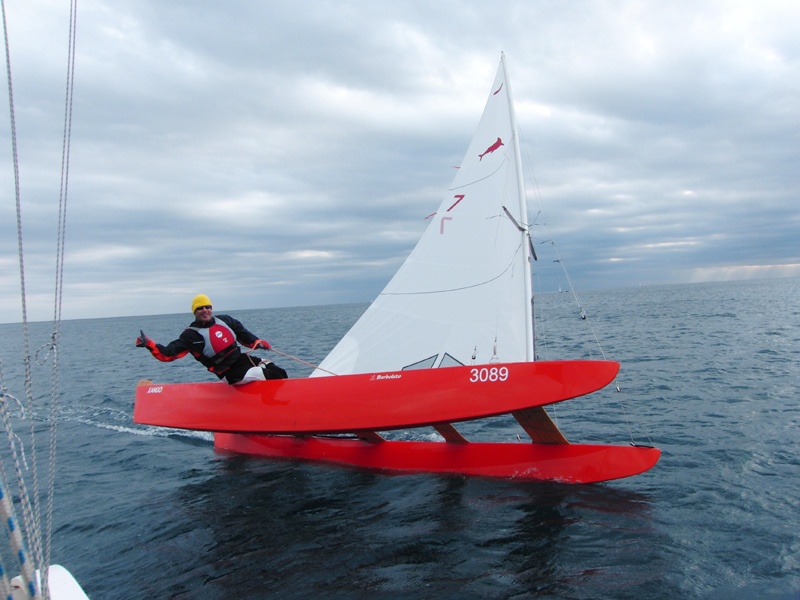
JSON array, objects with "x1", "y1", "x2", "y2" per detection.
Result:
[
  {"x1": 135, "y1": 330, "x2": 151, "y2": 348},
  {"x1": 254, "y1": 339, "x2": 271, "y2": 350}
]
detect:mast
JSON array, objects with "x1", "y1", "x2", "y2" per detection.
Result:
[{"x1": 500, "y1": 53, "x2": 535, "y2": 362}]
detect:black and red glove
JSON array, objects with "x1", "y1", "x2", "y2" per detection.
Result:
[
  {"x1": 253, "y1": 339, "x2": 271, "y2": 350},
  {"x1": 135, "y1": 330, "x2": 155, "y2": 350}
]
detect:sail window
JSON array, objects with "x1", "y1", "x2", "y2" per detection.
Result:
[
  {"x1": 438, "y1": 353, "x2": 465, "y2": 369},
  {"x1": 402, "y1": 355, "x2": 438, "y2": 371}
]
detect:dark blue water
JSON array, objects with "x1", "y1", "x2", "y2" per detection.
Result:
[{"x1": 1, "y1": 278, "x2": 799, "y2": 599}]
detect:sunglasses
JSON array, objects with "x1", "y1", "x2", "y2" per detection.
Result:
[{"x1": 196, "y1": 305, "x2": 212, "y2": 311}]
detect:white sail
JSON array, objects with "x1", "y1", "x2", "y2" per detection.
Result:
[{"x1": 313, "y1": 55, "x2": 533, "y2": 377}]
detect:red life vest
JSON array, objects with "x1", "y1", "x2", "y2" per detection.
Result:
[{"x1": 187, "y1": 319, "x2": 238, "y2": 366}]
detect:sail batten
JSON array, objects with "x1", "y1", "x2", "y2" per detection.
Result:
[{"x1": 314, "y1": 56, "x2": 533, "y2": 377}]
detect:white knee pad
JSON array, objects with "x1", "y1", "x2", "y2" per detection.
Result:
[{"x1": 233, "y1": 365, "x2": 268, "y2": 385}]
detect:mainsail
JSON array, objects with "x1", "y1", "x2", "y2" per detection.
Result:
[{"x1": 314, "y1": 55, "x2": 534, "y2": 377}]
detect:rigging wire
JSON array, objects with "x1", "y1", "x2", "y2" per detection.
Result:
[
  {"x1": 1, "y1": 0, "x2": 44, "y2": 596},
  {"x1": 0, "y1": 360, "x2": 38, "y2": 600},
  {"x1": 43, "y1": 0, "x2": 78, "y2": 586},
  {"x1": 514, "y1": 109, "x2": 655, "y2": 447},
  {"x1": 1, "y1": 0, "x2": 79, "y2": 597}
]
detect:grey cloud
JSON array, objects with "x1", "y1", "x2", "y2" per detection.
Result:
[{"x1": 2, "y1": 0, "x2": 798, "y2": 322}]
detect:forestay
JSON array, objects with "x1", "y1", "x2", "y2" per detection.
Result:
[{"x1": 314, "y1": 56, "x2": 534, "y2": 377}]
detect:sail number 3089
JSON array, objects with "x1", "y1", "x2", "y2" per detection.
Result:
[{"x1": 469, "y1": 366, "x2": 509, "y2": 382}]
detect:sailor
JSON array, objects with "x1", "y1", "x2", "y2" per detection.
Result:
[{"x1": 136, "y1": 294, "x2": 288, "y2": 385}]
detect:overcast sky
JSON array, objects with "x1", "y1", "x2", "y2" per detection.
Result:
[{"x1": 1, "y1": 0, "x2": 798, "y2": 323}]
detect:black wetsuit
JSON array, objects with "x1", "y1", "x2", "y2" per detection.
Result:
[{"x1": 147, "y1": 315, "x2": 286, "y2": 384}]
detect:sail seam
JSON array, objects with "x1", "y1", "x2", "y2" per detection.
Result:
[
  {"x1": 448, "y1": 154, "x2": 508, "y2": 191},
  {"x1": 380, "y1": 244, "x2": 524, "y2": 296}
]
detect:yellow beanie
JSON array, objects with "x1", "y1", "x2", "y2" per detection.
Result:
[{"x1": 191, "y1": 293, "x2": 212, "y2": 313}]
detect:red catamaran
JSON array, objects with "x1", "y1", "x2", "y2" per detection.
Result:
[{"x1": 134, "y1": 54, "x2": 660, "y2": 484}]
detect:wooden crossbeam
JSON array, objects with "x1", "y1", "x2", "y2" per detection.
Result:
[
  {"x1": 356, "y1": 430, "x2": 386, "y2": 442},
  {"x1": 512, "y1": 406, "x2": 569, "y2": 444},
  {"x1": 433, "y1": 423, "x2": 468, "y2": 444}
]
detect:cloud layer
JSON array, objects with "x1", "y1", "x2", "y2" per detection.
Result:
[{"x1": 1, "y1": 0, "x2": 798, "y2": 322}]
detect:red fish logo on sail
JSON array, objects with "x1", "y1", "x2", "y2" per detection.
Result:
[
  {"x1": 493, "y1": 84, "x2": 503, "y2": 95},
  {"x1": 479, "y1": 137, "x2": 504, "y2": 161}
]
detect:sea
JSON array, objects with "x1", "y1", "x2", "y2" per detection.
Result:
[{"x1": 0, "y1": 277, "x2": 798, "y2": 599}]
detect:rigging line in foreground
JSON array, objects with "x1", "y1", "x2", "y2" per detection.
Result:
[
  {"x1": 54, "y1": 0, "x2": 78, "y2": 323},
  {"x1": 1, "y1": 1, "x2": 46, "y2": 594},
  {"x1": 44, "y1": 1, "x2": 78, "y2": 584}
]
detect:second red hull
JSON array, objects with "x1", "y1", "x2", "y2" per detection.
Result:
[{"x1": 214, "y1": 432, "x2": 660, "y2": 484}]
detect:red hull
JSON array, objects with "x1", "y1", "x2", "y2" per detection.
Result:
[
  {"x1": 134, "y1": 360, "x2": 619, "y2": 434},
  {"x1": 214, "y1": 433, "x2": 661, "y2": 484}
]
